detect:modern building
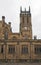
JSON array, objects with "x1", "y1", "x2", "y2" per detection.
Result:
[{"x1": 0, "y1": 7, "x2": 41, "y2": 62}]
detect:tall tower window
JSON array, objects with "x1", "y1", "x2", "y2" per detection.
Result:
[{"x1": 22, "y1": 16, "x2": 24, "y2": 24}]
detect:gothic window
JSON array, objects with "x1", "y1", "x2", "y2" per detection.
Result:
[
  {"x1": 34, "y1": 45, "x2": 41, "y2": 54},
  {"x1": 4, "y1": 31, "x2": 8, "y2": 40},
  {"x1": 0, "y1": 45, "x2": 3, "y2": 53},
  {"x1": 22, "y1": 16, "x2": 24, "y2": 24},
  {"x1": 27, "y1": 16, "x2": 28, "y2": 24},
  {"x1": 21, "y1": 45, "x2": 28, "y2": 54},
  {"x1": 8, "y1": 45, "x2": 15, "y2": 54}
]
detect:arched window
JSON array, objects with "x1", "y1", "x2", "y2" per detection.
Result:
[
  {"x1": 22, "y1": 16, "x2": 24, "y2": 24},
  {"x1": 4, "y1": 31, "x2": 8, "y2": 40}
]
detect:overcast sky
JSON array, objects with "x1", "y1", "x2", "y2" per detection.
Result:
[{"x1": 0, "y1": 0, "x2": 41, "y2": 39}]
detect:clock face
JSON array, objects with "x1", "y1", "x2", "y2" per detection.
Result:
[{"x1": 24, "y1": 27, "x2": 27, "y2": 30}]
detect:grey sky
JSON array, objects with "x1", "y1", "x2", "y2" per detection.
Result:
[{"x1": 0, "y1": 0, "x2": 41, "y2": 39}]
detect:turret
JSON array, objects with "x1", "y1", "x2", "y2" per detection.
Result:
[{"x1": 20, "y1": 6, "x2": 32, "y2": 39}]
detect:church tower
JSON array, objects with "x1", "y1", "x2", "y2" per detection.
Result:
[{"x1": 20, "y1": 6, "x2": 32, "y2": 39}]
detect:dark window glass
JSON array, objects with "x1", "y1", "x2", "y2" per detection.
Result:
[
  {"x1": 22, "y1": 45, "x2": 28, "y2": 54},
  {"x1": 0, "y1": 45, "x2": 3, "y2": 53},
  {"x1": 8, "y1": 46, "x2": 15, "y2": 54},
  {"x1": 35, "y1": 45, "x2": 41, "y2": 54},
  {"x1": 23, "y1": 16, "x2": 24, "y2": 24},
  {"x1": 4, "y1": 31, "x2": 8, "y2": 40},
  {"x1": 1, "y1": 46, "x2": 3, "y2": 53}
]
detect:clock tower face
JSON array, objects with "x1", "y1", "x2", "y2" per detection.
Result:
[{"x1": 24, "y1": 27, "x2": 27, "y2": 30}]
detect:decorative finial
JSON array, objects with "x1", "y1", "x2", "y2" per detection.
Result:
[
  {"x1": 29, "y1": 6, "x2": 30, "y2": 13},
  {"x1": 25, "y1": 8, "x2": 26, "y2": 14},
  {"x1": 25, "y1": 8, "x2": 26, "y2": 11},
  {"x1": 20, "y1": 6, "x2": 22, "y2": 13}
]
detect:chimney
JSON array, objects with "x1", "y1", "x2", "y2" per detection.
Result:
[
  {"x1": 34, "y1": 35, "x2": 37, "y2": 40},
  {"x1": 2, "y1": 16, "x2": 5, "y2": 22},
  {"x1": 8, "y1": 22, "x2": 12, "y2": 32},
  {"x1": 8, "y1": 22, "x2": 11, "y2": 27}
]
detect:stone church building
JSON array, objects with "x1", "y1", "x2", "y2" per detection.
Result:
[{"x1": 0, "y1": 7, "x2": 41, "y2": 62}]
